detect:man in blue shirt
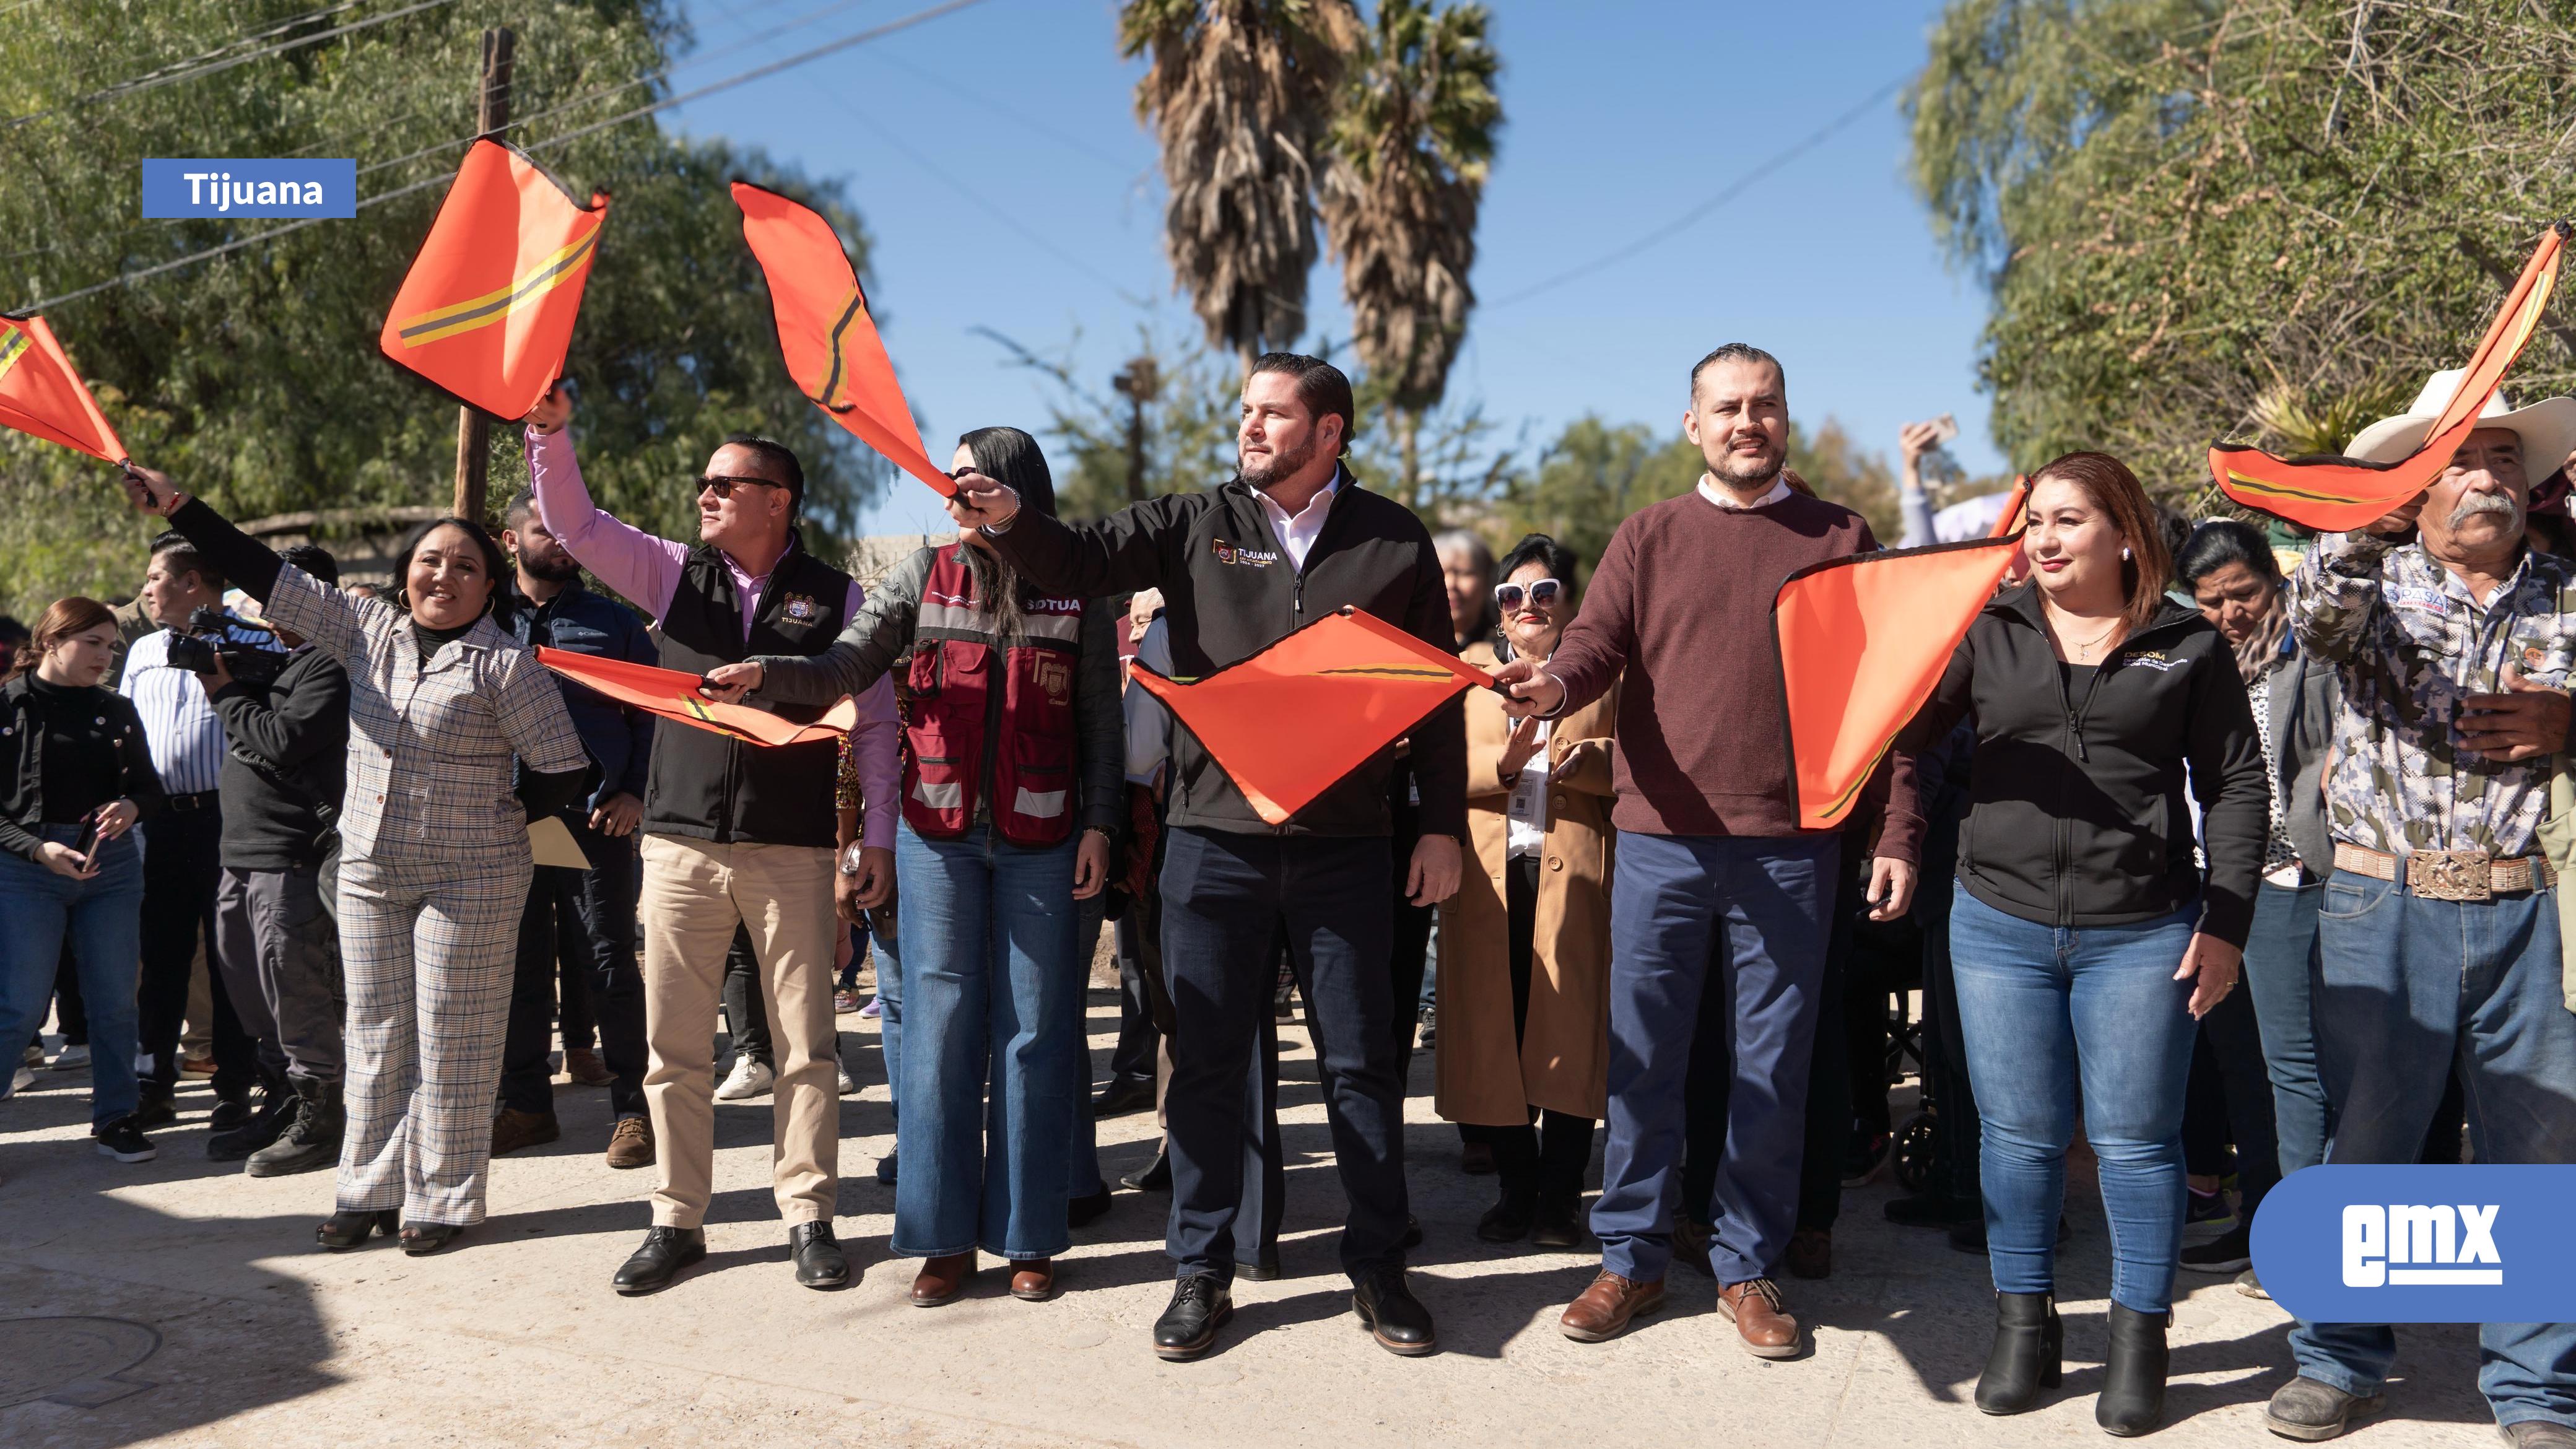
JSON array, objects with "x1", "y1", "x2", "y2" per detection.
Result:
[{"x1": 492, "y1": 487, "x2": 659, "y2": 1169}]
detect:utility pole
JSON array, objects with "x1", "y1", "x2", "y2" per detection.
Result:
[
  {"x1": 1111, "y1": 355, "x2": 1157, "y2": 504},
  {"x1": 450, "y1": 26, "x2": 515, "y2": 522}
]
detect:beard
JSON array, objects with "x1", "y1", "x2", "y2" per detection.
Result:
[
  {"x1": 1240, "y1": 432, "x2": 1321, "y2": 491},
  {"x1": 520, "y1": 549, "x2": 583, "y2": 584},
  {"x1": 1707, "y1": 437, "x2": 1785, "y2": 489}
]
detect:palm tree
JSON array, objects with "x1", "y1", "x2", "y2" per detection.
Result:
[
  {"x1": 1319, "y1": 0, "x2": 1499, "y2": 500},
  {"x1": 1120, "y1": 0, "x2": 1361, "y2": 372}
]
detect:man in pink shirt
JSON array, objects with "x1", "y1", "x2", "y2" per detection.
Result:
[{"x1": 523, "y1": 385, "x2": 898, "y2": 1297}]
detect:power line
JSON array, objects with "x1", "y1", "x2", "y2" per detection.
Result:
[
  {"x1": 1484, "y1": 75, "x2": 1907, "y2": 310},
  {"x1": 17, "y1": 0, "x2": 1004, "y2": 312},
  {"x1": 3, "y1": 0, "x2": 459, "y2": 129}
]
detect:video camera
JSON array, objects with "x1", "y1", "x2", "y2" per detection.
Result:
[{"x1": 166, "y1": 606, "x2": 287, "y2": 685}]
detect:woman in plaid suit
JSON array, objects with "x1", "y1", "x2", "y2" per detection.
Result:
[{"x1": 124, "y1": 465, "x2": 590, "y2": 1255}]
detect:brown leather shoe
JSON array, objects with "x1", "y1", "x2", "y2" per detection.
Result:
[
  {"x1": 1672, "y1": 1217, "x2": 1715, "y2": 1278},
  {"x1": 1559, "y1": 1269, "x2": 1666, "y2": 1342},
  {"x1": 560, "y1": 1047, "x2": 614, "y2": 1086},
  {"x1": 1718, "y1": 1277, "x2": 1803, "y2": 1359},
  {"x1": 910, "y1": 1251, "x2": 975, "y2": 1306},
  {"x1": 1786, "y1": 1228, "x2": 1832, "y2": 1281},
  {"x1": 1008, "y1": 1258, "x2": 1056, "y2": 1301},
  {"x1": 604, "y1": 1115, "x2": 654, "y2": 1170},
  {"x1": 489, "y1": 1107, "x2": 560, "y2": 1157}
]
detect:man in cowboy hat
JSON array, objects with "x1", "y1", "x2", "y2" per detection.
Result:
[{"x1": 2268, "y1": 368, "x2": 2576, "y2": 1447}]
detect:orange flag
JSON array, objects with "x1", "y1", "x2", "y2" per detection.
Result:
[
  {"x1": 2212, "y1": 224, "x2": 2567, "y2": 531},
  {"x1": 536, "y1": 648, "x2": 856, "y2": 748},
  {"x1": 380, "y1": 140, "x2": 608, "y2": 419},
  {"x1": 1773, "y1": 480, "x2": 2031, "y2": 830},
  {"x1": 732, "y1": 180, "x2": 954, "y2": 497},
  {"x1": 0, "y1": 312, "x2": 124, "y2": 461},
  {"x1": 1129, "y1": 608, "x2": 1492, "y2": 826}
]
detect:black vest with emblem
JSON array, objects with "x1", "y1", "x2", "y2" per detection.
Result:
[{"x1": 645, "y1": 534, "x2": 853, "y2": 847}]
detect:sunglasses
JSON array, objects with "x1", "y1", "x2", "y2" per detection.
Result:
[
  {"x1": 696, "y1": 473, "x2": 791, "y2": 499},
  {"x1": 1494, "y1": 578, "x2": 1564, "y2": 612}
]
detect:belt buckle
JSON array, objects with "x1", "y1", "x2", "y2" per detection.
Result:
[{"x1": 2411, "y1": 848, "x2": 2493, "y2": 902}]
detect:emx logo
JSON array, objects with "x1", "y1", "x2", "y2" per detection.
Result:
[
  {"x1": 2342, "y1": 1203, "x2": 2502, "y2": 1286},
  {"x1": 2255, "y1": 1165, "x2": 2570, "y2": 1322}
]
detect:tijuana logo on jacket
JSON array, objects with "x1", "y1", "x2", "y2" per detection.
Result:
[{"x1": 1212, "y1": 538, "x2": 1280, "y2": 568}]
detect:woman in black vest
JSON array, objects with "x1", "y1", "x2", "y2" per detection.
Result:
[
  {"x1": 705, "y1": 427, "x2": 1122, "y2": 1304},
  {"x1": 123, "y1": 465, "x2": 592, "y2": 1255}
]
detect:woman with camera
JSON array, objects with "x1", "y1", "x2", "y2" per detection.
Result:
[
  {"x1": 0, "y1": 597, "x2": 166, "y2": 1162},
  {"x1": 123, "y1": 464, "x2": 590, "y2": 1255}
]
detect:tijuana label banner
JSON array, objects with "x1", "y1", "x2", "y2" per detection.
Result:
[
  {"x1": 1773, "y1": 479, "x2": 2031, "y2": 831},
  {"x1": 1128, "y1": 607, "x2": 1495, "y2": 826},
  {"x1": 536, "y1": 648, "x2": 856, "y2": 748},
  {"x1": 2211, "y1": 224, "x2": 2567, "y2": 531},
  {"x1": 0, "y1": 312, "x2": 124, "y2": 462},
  {"x1": 733, "y1": 180, "x2": 954, "y2": 498},
  {"x1": 379, "y1": 139, "x2": 608, "y2": 419}
]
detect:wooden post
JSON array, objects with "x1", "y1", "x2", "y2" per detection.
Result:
[{"x1": 450, "y1": 27, "x2": 515, "y2": 522}]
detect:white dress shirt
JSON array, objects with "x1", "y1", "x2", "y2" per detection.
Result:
[
  {"x1": 1697, "y1": 474, "x2": 1793, "y2": 511},
  {"x1": 119, "y1": 617, "x2": 284, "y2": 795},
  {"x1": 1257, "y1": 470, "x2": 1342, "y2": 571}
]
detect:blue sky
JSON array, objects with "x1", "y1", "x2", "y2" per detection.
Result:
[{"x1": 663, "y1": 0, "x2": 2001, "y2": 536}]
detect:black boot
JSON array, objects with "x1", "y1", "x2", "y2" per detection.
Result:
[
  {"x1": 1974, "y1": 1291, "x2": 2060, "y2": 1415},
  {"x1": 248, "y1": 1077, "x2": 341, "y2": 1177},
  {"x1": 1476, "y1": 1185, "x2": 1536, "y2": 1243},
  {"x1": 2095, "y1": 1302, "x2": 2169, "y2": 1437},
  {"x1": 209, "y1": 1080, "x2": 294, "y2": 1162},
  {"x1": 1529, "y1": 1187, "x2": 1586, "y2": 1248}
]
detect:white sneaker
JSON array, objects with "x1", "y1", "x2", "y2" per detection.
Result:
[
  {"x1": 48, "y1": 1043, "x2": 90, "y2": 1071},
  {"x1": 714, "y1": 1055, "x2": 773, "y2": 1100},
  {"x1": 835, "y1": 1056, "x2": 856, "y2": 1097},
  {"x1": 6, "y1": 1064, "x2": 33, "y2": 1096}
]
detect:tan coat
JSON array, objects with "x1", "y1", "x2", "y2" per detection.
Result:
[{"x1": 1435, "y1": 641, "x2": 1617, "y2": 1126}]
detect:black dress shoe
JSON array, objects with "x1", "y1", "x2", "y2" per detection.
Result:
[
  {"x1": 1093, "y1": 1077, "x2": 1157, "y2": 1116},
  {"x1": 1238, "y1": 1246, "x2": 1283, "y2": 1281},
  {"x1": 1068, "y1": 1187, "x2": 1114, "y2": 1229},
  {"x1": 1121, "y1": 1149, "x2": 1170, "y2": 1193},
  {"x1": 1477, "y1": 1190, "x2": 1536, "y2": 1243},
  {"x1": 790, "y1": 1221, "x2": 849, "y2": 1289},
  {"x1": 209, "y1": 1093, "x2": 253, "y2": 1132},
  {"x1": 1154, "y1": 1273, "x2": 1232, "y2": 1360},
  {"x1": 1352, "y1": 1266, "x2": 1437, "y2": 1356},
  {"x1": 132, "y1": 1089, "x2": 178, "y2": 1131},
  {"x1": 613, "y1": 1225, "x2": 707, "y2": 1295},
  {"x1": 1399, "y1": 1215, "x2": 1423, "y2": 1250}
]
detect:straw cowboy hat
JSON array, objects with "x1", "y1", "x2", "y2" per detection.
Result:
[{"x1": 2346, "y1": 367, "x2": 2576, "y2": 473}]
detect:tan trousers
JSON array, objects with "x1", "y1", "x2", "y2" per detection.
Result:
[{"x1": 638, "y1": 833, "x2": 840, "y2": 1227}]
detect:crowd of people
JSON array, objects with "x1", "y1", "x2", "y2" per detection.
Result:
[{"x1": 2, "y1": 342, "x2": 2569, "y2": 1445}]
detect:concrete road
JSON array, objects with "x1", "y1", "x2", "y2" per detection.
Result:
[{"x1": 0, "y1": 990, "x2": 2495, "y2": 1448}]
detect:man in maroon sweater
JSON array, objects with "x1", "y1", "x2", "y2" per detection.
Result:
[{"x1": 1495, "y1": 344, "x2": 1924, "y2": 1357}]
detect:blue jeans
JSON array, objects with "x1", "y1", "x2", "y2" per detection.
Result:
[
  {"x1": 1068, "y1": 889, "x2": 1108, "y2": 1199},
  {"x1": 891, "y1": 819, "x2": 1082, "y2": 1261},
  {"x1": 2241, "y1": 880, "x2": 2328, "y2": 1177},
  {"x1": 2291, "y1": 869, "x2": 2576, "y2": 1429},
  {"x1": 1949, "y1": 886, "x2": 2199, "y2": 1314},
  {"x1": 1593, "y1": 831, "x2": 1837, "y2": 1286},
  {"x1": 0, "y1": 828, "x2": 145, "y2": 1128}
]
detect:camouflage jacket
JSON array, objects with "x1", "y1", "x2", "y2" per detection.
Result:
[{"x1": 2287, "y1": 531, "x2": 2576, "y2": 857}]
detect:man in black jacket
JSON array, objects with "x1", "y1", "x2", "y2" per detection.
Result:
[
  {"x1": 204, "y1": 543, "x2": 350, "y2": 1175},
  {"x1": 952, "y1": 353, "x2": 1464, "y2": 1362}
]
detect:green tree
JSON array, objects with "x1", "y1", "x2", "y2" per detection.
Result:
[
  {"x1": 1120, "y1": 0, "x2": 1361, "y2": 370},
  {"x1": 1319, "y1": 0, "x2": 1500, "y2": 500},
  {"x1": 1907, "y1": 0, "x2": 2576, "y2": 506},
  {"x1": 0, "y1": 0, "x2": 884, "y2": 619}
]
